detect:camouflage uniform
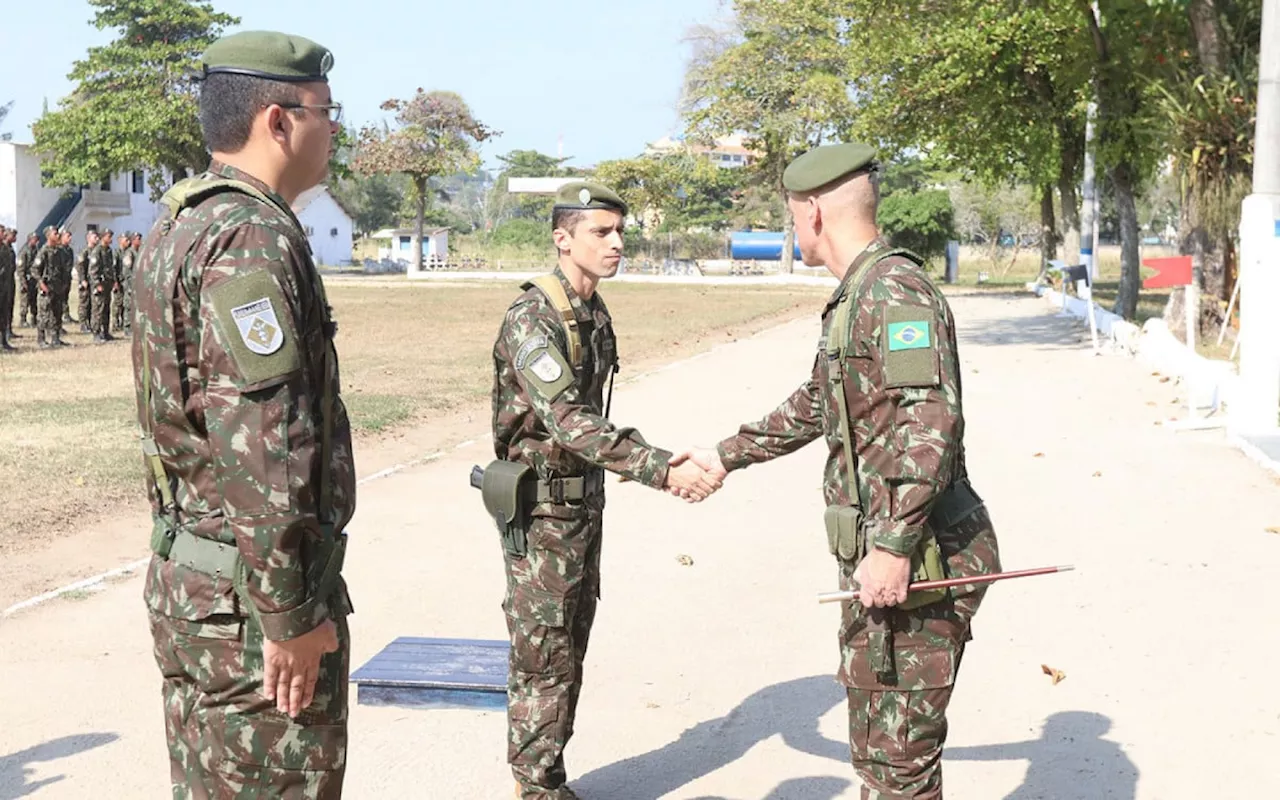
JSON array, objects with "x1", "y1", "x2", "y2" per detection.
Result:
[
  {"x1": 492, "y1": 263, "x2": 671, "y2": 799},
  {"x1": 56, "y1": 235, "x2": 75, "y2": 327},
  {"x1": 715, "y1": 237, "x2": 1000, "y2": 799},
  {"x1": 0, "y1": 230, "x2": 15, "y2": 349},
  {"x1": 78, "y1": 242, "x2": 94, "y2": 331},
  {"x1": 112, "y1": 236, "x2": 130, "y2": 333},
  {"x1": 133, "y1": 160, "x2": 355, "y2": 799},
  {"x1": 33, "y1": 236, "x2": 63, "y2": 347},
  {"x1": 18, "y1": 236, "x2": 38, "y2": 327},
  {"x1": 90, "y1": 239, "x2": 115, "y2": 340}
]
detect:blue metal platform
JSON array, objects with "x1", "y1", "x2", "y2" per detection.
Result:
[{"x1": 350, "y1": 637, "x2": 509, "y2": 710}]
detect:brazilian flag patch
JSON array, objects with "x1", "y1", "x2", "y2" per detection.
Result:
[{"x1": 887, "y1": 320, "x2": 931, "y2": 351}]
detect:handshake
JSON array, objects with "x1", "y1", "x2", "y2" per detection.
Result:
[{"x1": 662, "y1": 447, "x2": 728, "y2": 503}]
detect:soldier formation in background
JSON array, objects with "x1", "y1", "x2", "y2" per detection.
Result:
[{"x1": 3, "y1": 223, "x2": 135, "y2": 351}]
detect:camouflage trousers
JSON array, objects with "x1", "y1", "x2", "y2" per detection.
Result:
[
  {"x1": 1, "y1": 278, "x2": 13, "y2": 335},
  {"x1": 36, "y1": 290, "x2": 60, "y2": 344},
  {"x1": 112, "y1": 285, "x2": 126, "y2": 332},
  {"x1": 838, "y1": 508, "x2": 1001, "y2": 799},
  {"x1": 503, "y1": 497, "x2": 604, "y2": 800},
  {"x1": 92, "y1": 285, "x2": 113, "y2": 337},
  {"x1": 19, "y1": 279, "x2": 33, "y2": 325},
  {"x1": 78, "y1": 282, "x2": 91, "y2": 326},
  {"x1": 148, "y1": 609, "x2": 350, "y2": 799}
]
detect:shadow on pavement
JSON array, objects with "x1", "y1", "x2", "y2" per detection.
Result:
[
  {"x1": 0, "y1": 733, "x2": 120, "y2": 800},
  {"x1": 574, "y1": 675, "x2": 847, "y2": 800},
  {"x1": 947, "y1": 711, "x2": 1138, "y2": 800},
  {"x1": 686, "y1": 775, "x2": 854, "y2": 800}
]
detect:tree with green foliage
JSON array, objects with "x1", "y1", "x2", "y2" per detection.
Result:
[
  {"x1": 1150, "y1": 0, "x2": 1260, "y2": 318},
  {"x1": 877, "y1": 190, "x2": 955, "y2": 267},
  {"x1": 489, "y1": 150, "x2": 572, "y2": 226},
  {"x1": 681, "y1": 0, "x2": 855, "y2": 273},
  {"x1": 31, "y1": 0, "x2": 238, "y2": 196},
  {"x1": 0, "y1": 100, "x2": 13, "y2": 141},
  {"x1": 353, "y1": 89, "x2": 496, "y2": 270},
  {"x1": 845, "y1": 0, "x2": 1091, "y2": 276}
]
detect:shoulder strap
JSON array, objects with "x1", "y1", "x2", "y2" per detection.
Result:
[
  {"x1": 160, "y1": 177, "x2": 278, "y2": 221},
  {"x1": 525, "y1": 273, "x2": 583, "y2": 368}
]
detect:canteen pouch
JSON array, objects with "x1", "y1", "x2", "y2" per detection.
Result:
[
  {"x1": 481, "y1": 460, "x2": 535, "y2": 558},
  {"x1": 823, "y1": 505, "x2": 863, "y2": 562},
  {"x1": 898, "y1": 533, "x2": 948, "y2": 610}
]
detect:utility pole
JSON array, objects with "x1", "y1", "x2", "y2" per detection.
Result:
[
  {"x1": 1233, "y1": 0, "x2": 1280, "y2": 435},
  {"x1": 1080, "y1": 1, "x2": 1103, "y2": 280}
]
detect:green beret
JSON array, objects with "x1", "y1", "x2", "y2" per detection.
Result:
[
  {"x1": 553, "y1": 181, "x2": 628, "y2": 218},
  {"x1": 200, "y1": 31, "x2": 334, "y2": 83},
  {"x1": 782, "y1": 142, "x2": 879, "y2": 193}
]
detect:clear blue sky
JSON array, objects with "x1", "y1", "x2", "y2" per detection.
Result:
[{"x1": 1, "y1": 0, "x2": 728, "y2": 172}]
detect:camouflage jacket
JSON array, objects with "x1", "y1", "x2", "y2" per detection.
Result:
[
  {"x1": 132, "y1": 161, "x2": 356, "y2": 640},
  {"x1": 90, "y1": 244, "x2": 114, "y2": 285},
  {"x1": 0, "y1": 243, "x2": 13, "y2": 282},
  {"x1": 18, "y1": 244, "x2": 37, "y2": 282},
  {"x1": 33, "y1": 244, "x2": 60, "y2": 288},
  {"x1": 57, "y1": 245, "x2": 74, "y2": 286},
  {"x1": 716, "y1": 238, "x2": 968, "y2": 557},
  {"x1": 491, "y1": 266, "x2": 671, "y2": 490},
  {"x1": 119, "y1": 247, "x2": 136, "y2": 291}
]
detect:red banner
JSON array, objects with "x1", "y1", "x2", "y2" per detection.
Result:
[{"x1": 1141, "y1": 256, "x2": 1193, "y2": 289}]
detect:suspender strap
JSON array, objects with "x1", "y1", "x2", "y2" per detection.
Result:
[{"x1": 529, "y1": 273, "x2": 583, "y2": 368}]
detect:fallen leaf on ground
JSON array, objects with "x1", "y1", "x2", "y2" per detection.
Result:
[
  {"x1": 1265, "y1": 527, "x2": 1280, "y2": 535},
  {"x1": 676, "y1": 554, "x2": 694, "y2": 566},
  {"x1": 1033, "y1": 452, "x2": 1045, "y2": 458},
  {"x1": 1159, "y1": 376, "x2": 1171, "y2": 383},
  {"x1": 1092, "y1": 471, "x2": 1102, "y2": 477},
  {"x1": 1146, "y1": 401, "x2": 1157, "y2": 407},
  {"x1": 1041, "y1": 664, "x2": 1067, "y2": 685}
]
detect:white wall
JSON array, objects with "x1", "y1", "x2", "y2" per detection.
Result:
[
  {"x1": 0, "y1": 143, "x2": 68, "y2": 237},
  {"x1": 296, "y1": 190, "x2": 353, "y2": 266}
]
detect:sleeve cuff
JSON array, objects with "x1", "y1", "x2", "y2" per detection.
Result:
[
  {"x1": 254, "y1": 596, "x2": 330, "y2": 642},
  {"x1": 638, "y1": 446, "x2": 673, "y2": 489},
  {"x1": 867, "y1": 521, "x2": 925, "y2": 557},
  {"x1": 716, "y1": 438, "x2": 749, "y2": 472}
]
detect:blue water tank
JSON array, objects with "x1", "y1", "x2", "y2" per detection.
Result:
[{"x1": 729, "y1": 231, "x2": 801, "y2": 261}]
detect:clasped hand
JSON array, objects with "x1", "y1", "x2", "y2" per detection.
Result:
[{"x1": 663, "y1": 448, "x2": 728, "y2": 503}]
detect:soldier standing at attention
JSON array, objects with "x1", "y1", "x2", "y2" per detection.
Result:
[
  {"x1": 33, "y1": 227, "x2": 64, "y2": 348},
  {"x1": 18, "y1": 231, "x2": 38, "y2": 328},
  {"x1": 91, "y1": 229, "x2": 116, "y2": 342},
  {"x1": 57, "y1": 227, "x2": 75, "y2": 330},
  {"x1": 0, "y1": 227, "x2": 15, "y2": 351},
  {"x1": 132, "y1": 30, "x2": 354, "y2": 798},
  {"x1": 78, "y1": 229, "x2": 98, "y2": 332},
  {"x1": 487, "y1": 180, "x2": 721, "y2": 800},
  {"x1": 674, "y1": 143, "x2": 1001, "y2": 799},
  {"x1": 112, "y1": 230, "x2": 131, "y2": 334}
]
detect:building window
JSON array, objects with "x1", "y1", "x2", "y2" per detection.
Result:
[
  {"x1": 132, "y1": 171, "x2": 145, "y2": 194},
  {"x1": 399, "y1": 236, "x2": 411, "y2": 251},
  {"x1": 100, "y1": 176, "x2": 111, "y2": 191},
  {"x1": 330, "y1": 227, "x2": 339, "y2": 237}
]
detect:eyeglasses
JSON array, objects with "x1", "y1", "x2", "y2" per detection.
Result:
[{"x1": 277, "y1": 102, "x2": 344, "y2": 124}]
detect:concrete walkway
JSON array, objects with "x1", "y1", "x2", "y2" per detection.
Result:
[{"x1": 2, "y1": 293, "x2": 1277, "y2": 799}]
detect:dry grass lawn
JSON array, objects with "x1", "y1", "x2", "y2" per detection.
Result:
[{"x1": 0, "y1": 280, "x2": 827, "y2": 547}]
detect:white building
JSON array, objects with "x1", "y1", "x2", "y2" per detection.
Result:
[
  {"x1": 0, "y1": 141, "x2": 165, "y2": 249},
  {"x1": 2, "y1": 141, "x2": 354, "y2": 263},
  {"x1": 292, "y1": 185, "x2": 355, "y2": 266},
  {"x1": 369, "y1": 227, "x2": 450, "y2": 271}
]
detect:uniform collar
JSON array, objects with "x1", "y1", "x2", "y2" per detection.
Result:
[
  {"x1": 824, "y1": 236, "x2": 892, "y2": 313},
  {"x1": 207, "y1": 160, "x2": 303, "y2": 228}
]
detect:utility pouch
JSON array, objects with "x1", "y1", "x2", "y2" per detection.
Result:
[
  {"x1": 480, "y1": 460, "x2": 535, "y2": 558},
  {"x1": 898, "y1": 532, "x2": 948, "y2": 610},
  {"x1": 150, "y1": 517, "x2": 177, "y2": 559},
  {"x1": 823, "y1": 505, "x2": 863, "y2": 562}
]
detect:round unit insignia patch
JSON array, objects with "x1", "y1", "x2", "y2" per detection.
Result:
[{"x1": 530, "y1": 351, "x2": 563, "y2": 383}]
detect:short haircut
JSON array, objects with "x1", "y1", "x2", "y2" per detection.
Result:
[
  {"x1": 551, "y1": 208, "x2": 588, "y2": 237},
  {"x1": 198, "y1": 72, "x2": 303, "y2": 153}
]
